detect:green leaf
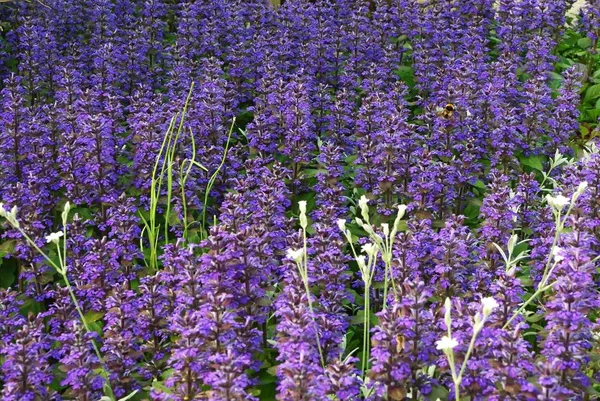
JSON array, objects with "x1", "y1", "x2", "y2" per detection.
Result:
[
  {"x1": 586, "y1": 108, "x2": 600, "y2": 121},
  {"x1": 463, "y1": 202, "x2": 482, "y2": 220},
  {"x1": 395, "y1": 66, "x2": 415, "y2": 88},
  {"x1": 584, "y1": 84, "x2": 600, "y2": 103},
  {"x1": 83, "y1": 311, "x2": 105, "y2": 325},
  {"x1": 578, "y1": 37, "x2": 593, "y2": 49},
  {"x1": 429, "y1": 385, "x2": 450, "y2": 400},
  {"x1": 518, "y1": 154, "x2": 545, "y2": 171},
  {"x1": 0, "y1": 260, "x2": 16, "y2": 288},
  {"x1": 0, "y1": 240, "x2": 16, "y2": 258},
  {"x1": 151, "y1": 378, "x2": 172, "y2": 394},
  {"x1": 525, "y1": 313, "x2": 544, "y2": 323}
]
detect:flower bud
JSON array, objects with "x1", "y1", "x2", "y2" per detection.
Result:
[
  {"x1": 381, "y1": 223, "x2": 389, "y2": 237},
  {"x1": 298, "y1": 201, "x2": 308, "y2": 229},
  {"x1": 337, "y1": 219, "x2": 346, "y2": 233},
  {"x1": 507, "y1": 234, "x2": 518, "y2": 255},
  {"x1": 362, "y1": 243, "x2": 378, "y2": 258},
  {"x1": 62, "y1": 201, "x2": 71, "y2": 225},
  {"x1": 358, "y1": 195, "x2": 370, "y2": 222},
  {"x1": 356, "y1": 255, "x2": 367, "y2": 271},
  {"x1": 444, "y1": 297, "x2": 452, "y2": 329}
]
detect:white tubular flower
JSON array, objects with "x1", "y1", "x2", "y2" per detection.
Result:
[
  {"x1": 358, "y1": 195, "x2": 370, "y2": 222},
  {"x1": 62, "y1": 201, "x2": 71, "y2": 224},
  {"x1": 481, "y1": 297, "x2": 499, "y2": 318},
  {"x1": 397, "y1": 204, "x2": 408, "y2": 220},
  {"x1": 381, "y1": 223, "x2": 389, "y2": 237},
  {"x1": 436, "y1": 335, "x2": 458, "y2": 352},
  {"x1": 507, "y1": 234, "x2": 518, "y2": 255},
  {"x1": 337, "y1": 219, "x2": 346, "y2": 233},
  {"x1": 9, "y1": 206, "x2": 17, "y2": 222},
  {"x1": 0, "y1": 204, "x2": 19, "y2": 228},
  {"x1": 390, "y1": 205, "x2": 408, "y2": 239},
  {"x1": 545, "y1": 194, "x2": 570, "y2": 211},
  {"x1": 45, "y1": 231, "x2": 64, "y2": 244},
  {"x1": 444, "y1": 297, "x2": 452, "y2": 329},
  {"x1": 361, "y1": 243, "x2": 378, "y2": 258},
  {"x1": 356, "y1": 255, "x2": 367, "y2": 271},
  {"x1": 286, "y1": 248, "x2": 304, "y2": 264},
  {"x1": 298, "y1": 200, "x2": 308, "y2": 229},
  {"x1": 574, "y1": 181, "x2": 588, "y2": 198}
]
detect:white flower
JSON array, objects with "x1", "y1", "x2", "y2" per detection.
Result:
[
  {"x1": 298, "y1": 200, "x2": 307, "y2": 215},
  {"x1": 356, "y1": 255, "x2": 367, "y2": 271},
  {"x1": 391, "y1": 205, "x2": 408, "y2": 238},
  {"x1": 45, "y1": 231, "x2": 64, "y2": 244},
  {"x1": 62, "y1": 201, "x2": 71, "y2": 224},
  {"x1": 381, "y1": 223, "x2": 389, "y2": 237},
  {"x1": 358, "y1": 195, "x2": 369, "y2": 211},
  {"x1": 298, "y1": 201, "x2": 308, "y2": 229},
  {"x1": 552, "y1": 246, "x2": 564, "y2": 263},
  {"x1": 361, "y1": 243, "x2": 378, "y2": 258},
  {"x1": 545, "y1": 194, "x2": 570, "y2": 211},
  {"x1": 436, "y1": 335, "x2": 458, "y2": 351},
  {"x1": 507, "y1": 234, "x2": 518, "y2": 255},
  {"x1": 358, "y1": 195, "x2": 370, "y2": 222},
  {"x1": 0, "y1": 204, "x2": 19, "y2": 228},
  {"x1": 444, "y1": 297, "x2": 452, "y2": 328},
  {"x1": 337, "y1": 219, "x2": 346, "y2": 233},
  {"x1": 286, "y1": 248, "x2": 304, "y2": 264},
  {"x1": 574, "y1": 181, "x2": 588, "y2": 200},
  {"x1": 397, "y1": 204, "x2": 408, "y2": 219},
  {"x1": 481, "y1": 297, "x2": 499, "y2": 317}
]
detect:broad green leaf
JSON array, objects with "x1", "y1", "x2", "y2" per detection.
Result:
[
  {"x1": 395, "y1": 66, "x2": 415, "y2": 88},
  {"x1": 0, "y1": 240, "x2": 16, "y2": 258},
  {"x1": 584, "y1": 84, "x2": 600, "y2": 103},
  {"x1": 83, "y1": 311, "x2": 105, "y2": 326},
  {"x1": 0, "y1": 261, "x2": 16, "y2": 288},
  {"x1": 518, "y1": 155, "x2": 545, "y2": 171},
  {"x1": 578, "y1": 37, "x2": 593, "y2": 49}
]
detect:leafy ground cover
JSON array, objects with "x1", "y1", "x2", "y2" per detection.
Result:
[{"x1": 1, "y1": 0, "x2": 600, "y2": 400}]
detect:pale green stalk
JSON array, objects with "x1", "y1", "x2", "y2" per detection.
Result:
[
  {"x1": 300, "y1": 228, "x2": 326, "y2": 368},
  {"x1": 502, "y1": 185, "x2": 585, "y2": 329},
  {"x1": 141, "y1": 114, "x2": 177, "y2": 270},
  {"x1": 164, "y1": 87, "x2": 194, "y2": 244},
  {"x1": 141, "y1": 84, "x2": 195, "y2": 269},
  {"x1": 1, "y1": 207, "x2": 121, "y2": 401},
  {"x1": 179, "y1": 127, "x2": 208, "y2": 240},
  {"x1": 200, "y1": 118, "x2": 236, "y2": 240}
]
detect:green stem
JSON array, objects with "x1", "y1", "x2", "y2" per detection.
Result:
[
  {"x1": 298, "y1": 229, "x2": 325, "y2": 368},
  {"x1": 362, "y1": 283, "x2": 370, "y2": 376},
  {"x1": 200, "y1": 118, "x2": 236, "y2": 240},
  {"x1": 11, "y1": 223, "x2": 116, "y2": 400}
]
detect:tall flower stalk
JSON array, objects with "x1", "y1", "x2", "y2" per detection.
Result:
[{"x1": 0, "y1": 202, "x2": 134, "y2": 401}]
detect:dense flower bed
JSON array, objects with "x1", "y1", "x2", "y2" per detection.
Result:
[{"x1": 1, "y1": 0, "x2": 600, "y2": 400}]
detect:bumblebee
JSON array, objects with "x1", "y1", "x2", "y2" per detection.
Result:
[{"x1": 436, "y1": 103, "x2": 456, "y2": 119}]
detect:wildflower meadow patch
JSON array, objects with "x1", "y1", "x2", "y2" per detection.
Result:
[{"x1": 1, "y1": 0, "x2": 600, "y2": 400}]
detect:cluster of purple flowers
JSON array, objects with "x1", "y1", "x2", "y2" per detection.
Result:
[{"x1": 0, "y1": 0, "x2": 599, "y2": 400}]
